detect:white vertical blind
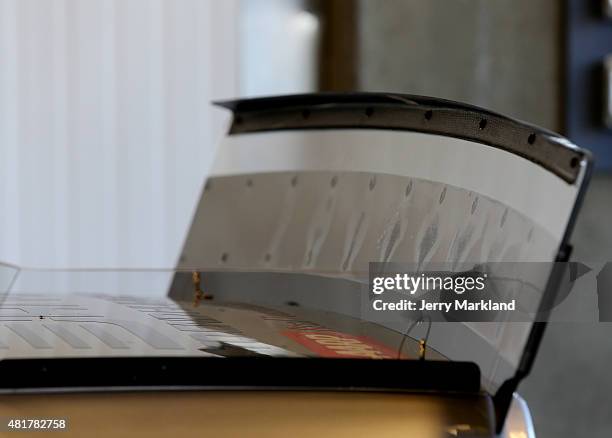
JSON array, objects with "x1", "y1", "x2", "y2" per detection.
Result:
[{"x1": 0, "y1": 0, "x2": 238, "y2": 268}]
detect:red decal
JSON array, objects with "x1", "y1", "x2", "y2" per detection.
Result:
[{"x1": 283, "y1": 330, "x2": 398, "y2": 359}]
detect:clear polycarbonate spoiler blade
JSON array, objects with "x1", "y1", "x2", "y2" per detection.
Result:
[{"x1": 187, "y1": 92, "x2": 592, "y2": 431}]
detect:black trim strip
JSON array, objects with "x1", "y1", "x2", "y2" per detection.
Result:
[
  {"x1": 0, "y1": 357, "x2": 480, "y2": 394},
  {"x1": 215, "y1": 92, "x2": 591, "y2": 184}
]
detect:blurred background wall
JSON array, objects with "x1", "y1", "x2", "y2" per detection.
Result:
[
  {"x1": 240, "y1": 0, "x2": 319, "y2": 96},
  {"x1": 0, "y1": 0, "x2": 240, "y2": 268},
  {"x1": 357, "y1": 0, "x2": 563, "y2": 131}
]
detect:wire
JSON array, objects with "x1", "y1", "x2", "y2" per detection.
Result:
[{"x1": 397, "y1": 314, "x2": 432, "y2": 360}]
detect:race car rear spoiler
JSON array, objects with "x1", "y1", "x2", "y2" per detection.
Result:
[{"x1": 210, "y1": 92, "x2": 593, "y2": 432}]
